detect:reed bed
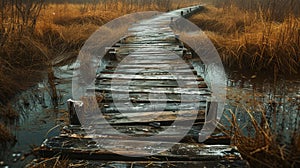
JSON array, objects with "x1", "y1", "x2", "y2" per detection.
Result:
[{"x1": 190, "y1": 0, "x2": 300, "y2": 74}]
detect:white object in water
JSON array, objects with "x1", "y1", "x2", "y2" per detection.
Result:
[{"x1": 67, "y1": 99, "x2": 83, "y2": 107}]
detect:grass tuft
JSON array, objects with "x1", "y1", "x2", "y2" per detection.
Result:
[{"x1": 222, "y1": 108, "x2": 300, "y2": 167}]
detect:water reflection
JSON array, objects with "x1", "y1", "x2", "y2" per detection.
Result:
[
  {"x1": 0, "y1": 64, "x2": 74, "y2": 167},
  {"x1": 225, "y1": 72, "x2": 300, "y2": 146}
]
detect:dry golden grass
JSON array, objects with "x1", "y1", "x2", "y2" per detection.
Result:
[
  {"x1": 222, "y1": 108, "x2": 300, "y2": 168},
  {"x1": 190, "y1": 4, "x2": 300, "y2": 74}
]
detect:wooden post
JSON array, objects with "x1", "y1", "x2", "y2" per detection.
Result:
[
  {"x1": 175, "y1": 34, "x2": 179, "y2": 42},
  {"x1": 105, "y1": 47, "x2": 117, "y2": 60},
  {"x1": 179, "y1": 41, "x2": 184, "y2": 48},
  {"x1": 67, "y1": 99, "x2": 81, "y2": 125}
]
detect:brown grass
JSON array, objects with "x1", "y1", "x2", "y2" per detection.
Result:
[
  {"x1": 26, "y1": 156, "x2": 69, "y2": 168},
  {"x1": 221, "y1": 108, "x2": 300, "y2": 168},
  {"x1": 190, "y1": 2, "x2": 300, "y2": 74},
  {"x1": 221, "y1": 82, "x2": 300, "y2": 167},
  {"x1": 0, "y1": 123, "x2": 15, "y2": 142}
]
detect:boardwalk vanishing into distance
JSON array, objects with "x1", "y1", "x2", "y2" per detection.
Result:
[{"x1": 35, "y1": 5, "x2": 249, "y2": 167}]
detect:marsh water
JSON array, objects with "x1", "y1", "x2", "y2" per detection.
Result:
[
  {"x1": 0, "y1": 60, "x2": 299, "y2": 167},
  {"x1": 0, "y1": 64, "x2": 74, "y2": 168}
]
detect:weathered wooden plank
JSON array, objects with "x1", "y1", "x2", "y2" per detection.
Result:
[
  {"x1": 96, "y1": 80, "x2": 206, "y2": 88},
  {"x1": 96, "y1": 73, "x2": 203, "y2": 81},
  {"x1": 61, "y1": 128, "x2": 196, "y2": 139},
  {"x1": 90, "y1": 86, "x2": 209, "y2": 95},
  {"x1": 124, "y1": 40, "x2": 178, "y2": 44},
  {"x1": 100, "y1": 69, "x2": 198, "y2": 75},
  {"x1": 99, "y1": 96, "x2": 207, "y2": 103},
  {"x1": 39, "y1": 137, "x2": 242, "y2": 161},
  {"x1": 96, "y1": 78, "x2": 201, "y2": 85},
  {"x1": 94, "y1": 110, "x2": 204, "y2": 124},
  {"x1": 105, "y1": 64, "x2": 194, "y2": 69},
  {"x1": 61, "y1": 122, "x2": 203, "y2": 132},
  {"x1": 128, "y1": 31, "x2": 174, "y2": 36},
  {"x1": 128, "y1": 37, "x2": 178, "y2": 42},
  {"x1": 114, "y1": 46, "x2": 184, "y2": 51},
  {"x1": 57, "y1": 160, "x2": 249, "y2": 168},
  {"x1": 116, "y1": 51, "x2": 185, "y2": 56},
  {"x1": 94, "y1": 85, "x2": 207, "y2": 94},
  {"x1": 60, "y1": 125, "x2": 203, "y2": 139},
  {"x1": 57, "y1": 134, "x2": 230, "y2": 146},
  {"x1": 118, "y1": 55, "x2": 183, "y2": 60},
  {"x1": 116, "y1": 50, "x2": 173, "y2": 54},
  {"x1": 59, "y1": 125, "x2": 231, "y2": 145},
  {"x1": 100, "y1": 103, "x2": 206, "y2": 113},
  {"x1": 115, "y1": 59, "x2": 190, "y2": 64},
  {"x1": 118, "y1": 48, "x2": 180, "y2": 56},
  {"x1": 118, "y1": 52, "x2": 182, "y2": 61},
  {"x1": 96, "y1": 84, "x2": 207, "y2": 90},
  {"x1": 97, "y1": 92, "x2": 208, "y2": 103},
  {"x1": 116, "y1": 43, "x2": 177, "y2": 47}
]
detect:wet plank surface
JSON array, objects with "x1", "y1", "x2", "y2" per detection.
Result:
[
  {"x1": 38, "y1": 5, "x2": 249, "y2": 167},
  {"x1": 65, "y1": 160, "x2": 249, "y2": 168}
]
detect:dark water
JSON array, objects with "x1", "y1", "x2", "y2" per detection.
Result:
[
  {"x1": 0, "y1": 64, "x2": 75, "y2": 168},
  {"x1": 224, "y1": 71, "x2": 300, "y2": 145}
]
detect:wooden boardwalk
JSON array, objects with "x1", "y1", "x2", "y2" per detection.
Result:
[{"x1": 37, "y1": 6, "x2": 249, "y2": 167}]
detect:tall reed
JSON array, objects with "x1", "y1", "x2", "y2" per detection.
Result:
[
  {"x1": 222, "y1": 108, "x2": 300, "y2": 167},
  {"x1": 190, "y1": 1, "x2": 300, "y2": 74}
]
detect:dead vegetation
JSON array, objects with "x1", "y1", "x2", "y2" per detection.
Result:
[
  {"x1": 222, "y1": 108, "x2": 300, "y2": 168},
  {"x1": 26, "y1": 156, "x2": 69, "y2": 168},
  {"x1": 220, "y1": 78, "x2": 300, "y2": 168},
  {"x1": 0, "y1": 123, "x2": 16, "y2": 142},
  {"x1": 190, "y1": 0, "x2": 300, "y2": 74}
]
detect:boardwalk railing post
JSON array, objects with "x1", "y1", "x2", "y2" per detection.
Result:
[{"x1": 67, "y1": 99, "x2": 82, "y2": 125}]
